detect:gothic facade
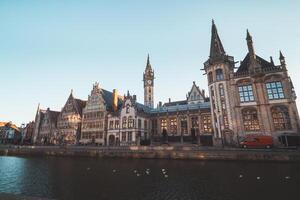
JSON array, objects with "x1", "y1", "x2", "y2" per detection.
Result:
[
  {"x1": 204, "y1": 20, "x2": 300, "y2": 146},
  {"x1": 32, "y1": 21, "x2": 300, "y2": 147}
]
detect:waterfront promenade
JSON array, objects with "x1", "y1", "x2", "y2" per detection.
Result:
[{"x1": 1, "y1": 145, "x2": 300, "y2": 162}]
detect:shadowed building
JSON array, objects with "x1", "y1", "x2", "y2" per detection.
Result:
[{"x1": 57, "y1": 91, "x2": 86, "y2": 144}]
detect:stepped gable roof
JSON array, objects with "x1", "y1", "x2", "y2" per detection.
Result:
[{"x1": 235, "y1": 53, "x2": 277, "y2": 75}]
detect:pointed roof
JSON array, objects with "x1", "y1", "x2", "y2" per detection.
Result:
[
  {"x1": 145, "y1": 54, "x2": 152, "y2": 71},
  {"x1": 246, "y1": 29, "x2": 252, "y2": 41},
  {"x1": 279, "y1": 50, "x2": 285, "y2": 60},
  {"x1": 235, "y1": 53, "x2": 277, "y2": 75},
  {"x1": 209, "y1": 20, "x2": 225, "y2": 60}
]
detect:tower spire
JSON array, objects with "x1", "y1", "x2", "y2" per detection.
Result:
[
  {"x1": 146, "y1": 53, "x2": 152, "y2": 70},
  {"x1": 279, "y1": 50, "x2": 286, "y2": 70},
  {"x1": 246, "y1": 29, "x2": 256, "y2": 61},
  {"x1": 209, "y1": 20, "x2": 225, "y2": 60}
]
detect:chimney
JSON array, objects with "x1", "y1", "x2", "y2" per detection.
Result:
[
  {"x1": 168, "y1": 98, "x2": 171, "y2": 103},
  {"x1": 159, "y1": 101, "x2": 162, "y2": 107},
  {"x1": 133, "y1": 95, "x2": 137, "y2": 101},
  {"x1": 112, "y1": 89, "x2": 118, "y2": 112}
]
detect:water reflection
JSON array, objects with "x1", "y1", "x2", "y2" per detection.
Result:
[{"x1": 0, "y1": 156, "x2": 299, "y2": 200}]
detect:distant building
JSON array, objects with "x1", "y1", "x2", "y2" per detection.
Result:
[
  {"x1": 80, "y1": 83, "x2": 122, "y2": 145},
  {"x1": 0, "y1": 122, "x2": 21, "y2": 144},
  {"x1": 23, "y1": 121, "x2": 35, "y2": 144},
  {"x1": 33, "y1": 105, "x2": 60, "y2": 145},
  {"x1": 57, "y1": 91, "x2": 86, "y2": 144},
  {"x1": 33, "y1": 21, "x2": 300, "y2": 147}
]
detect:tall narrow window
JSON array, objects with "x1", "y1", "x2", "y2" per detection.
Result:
[
  {"x1": 128, "y1": 116, "x2": 134, "y2": 128},
  {"x1": 219, "y1": 84, "x2": 225, "y2": 97},
  {"x1": 242, "y1": 108, "x2": 260, "y2": 131},
  {"x1": 266, "y1": 81, "x2": 285, "y2": 100},
  {"x1": 127, "y1": 132, "x2": 132, "y2": 141},
  {"x1": 202, "y1": 115, "x2": 212, "y2": 133},
  {"x1": 122, "y1": 117, "x2": 127, "y2": 128},
  {"x1": 160, "y1": 119, "x2": 167, "y2": 131},
  {"x1": 238, "y1": 85, "x2": 254, "y2": 102},
  {"x1": 169, "y1": 118, "x2": 177, "y2": 134},
  {"x1": 208, "y1": 72, "x2": 213, "y2": 84},
  {"x1": 216, "y1": 69, "x2": 224, "y2": 81},
  {"x1": 271, "y1": 106, "x2": 291, "y2": 130},
  {"x1": 180, "y1": 116, "x2": 188, "y2": 134},
  {"x1": 115, "y1": 120, "x2": 119, "y2": 129}
]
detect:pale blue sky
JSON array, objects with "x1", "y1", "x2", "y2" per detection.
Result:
[{"x1": 1, "y1": 0, "x2": 300, "y2": 126}]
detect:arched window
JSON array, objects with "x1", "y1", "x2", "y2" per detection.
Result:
[
  {"x1": 216, "y1": 69, "x2": 224, "y2": 81},
  {"x1": 208, "y1": 72, "x2": 213, "y2": 83},
  {"x1": 271, "y1": 106, "x2": 291, "y2": 130},
  {"x1": 242, "y1": 108, "x2": 260, "y2": 131}
]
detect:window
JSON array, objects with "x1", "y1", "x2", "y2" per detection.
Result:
[
  {"x1": 238, "y1": 85, "x2": 254, "y2": 102},
  {"x1": 266, "y1": 81, "x2": 285, "y2": 100},
  {"x1": 126, "y1": 104, "x2": 130, "y2": 113},
  {"x1": 216, "y1": 69, "x2": 224, "y2": 81},
  {"x1": 219, "y1": 84, "x2": 225, "y2": 97},
  {"x1": 170, "y1": 118, "x2": 177, "y2": 134},
  {"x1": 144, "y1": 120, "x2": 148, "y2": 129},
  {"x1": 180, "y1": 117, "x2": 188, "y2": 134},
  {"x1": 122, "y1": 117, "x2": 127, "y2": 128},
  {"x1": 127, "y1": 132, "x2": 132, "y2": 141},
  {"x1": 109, "y1": 121, "x2": 114, "y2": 129},
  {"x1": 191, "y1": 117, "x2": 198, "y2": 129},
  {"x1": 138, "y1": 119, "x2": 142, "y2": 129},
  {"x1": 202, "y1": 115, "x2": 212, "y2": 133},
  {"x1": 115, "y1": 120, "x2": 119, "y2": 129},
  {"x1": 208, "y1": 72, "x2": 213, "y2": 83},
  {"x1": 160, "y1": 119, "x2": 167, "y2": 131},
  {"x1": 242, "y1": 108, "x2": 260, "y2": 131},
  {"x1": 121, "y1": 132, "x2": 126, "y2": 141},
  {"x1": 128, "y1": 116, "x2": 134, "y2": 128},
  {"x1": 271, "y1": 106, "x2": 291, "y2": 130}
]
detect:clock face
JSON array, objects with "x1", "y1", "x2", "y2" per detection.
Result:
[{"x1": 147, "y1": 80, "x2": 152, "y2": 85}]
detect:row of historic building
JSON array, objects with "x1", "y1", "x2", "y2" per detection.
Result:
[{"x1": 29, "y1": 21, "x2": 300, "y2": 147}]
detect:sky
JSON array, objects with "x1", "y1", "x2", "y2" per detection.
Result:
[{"x1": 1, "y1": 0, "x2": 300, "y2": 126}]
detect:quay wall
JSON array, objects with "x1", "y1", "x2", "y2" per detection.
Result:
[{"x1": 1, "y1": 146, "x2": 300, "y2": 162}]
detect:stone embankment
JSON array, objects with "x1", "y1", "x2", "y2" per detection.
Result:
[{"x1": 1, "y1": 145, "x2": 300, "y2": 162}]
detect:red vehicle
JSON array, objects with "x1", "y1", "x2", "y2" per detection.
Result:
[{"x1": 240, "y1": 135, "x2": 273, "y2": 149}]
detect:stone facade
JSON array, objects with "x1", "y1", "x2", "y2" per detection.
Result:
[
  {"x1": 203, "y1": 20, "x2": 300, "y2": 146},
  {"x1": 33, "y1": 21, "x2": 300, "y2": 147},
  {"x1": 57, "y1": 91, "x2": 86, "y2": 144}
]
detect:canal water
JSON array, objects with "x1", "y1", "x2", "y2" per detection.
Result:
[{"x1": 0, "y1": 156, "x2": 299, "y2": 200}]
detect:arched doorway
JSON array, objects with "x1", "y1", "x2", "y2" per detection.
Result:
[{"x1": 108, "y1": 135, "x2": 115, "y2": 146}]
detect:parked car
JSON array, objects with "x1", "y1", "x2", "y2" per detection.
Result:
[{"x1": 240, "y1": 135, "x2": 273, "y2": 149}]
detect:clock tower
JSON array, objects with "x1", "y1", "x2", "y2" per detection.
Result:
[{"x1": 143, "y1": 54, "x2": 154, "y2": 108}]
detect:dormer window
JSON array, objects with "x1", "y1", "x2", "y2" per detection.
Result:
[
  {"x1": 126, "y1": 104, "x2": 130, "y2": 113},
  {"x1": 216, "y1": 69, "x2": 224, "y2": 81}
]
